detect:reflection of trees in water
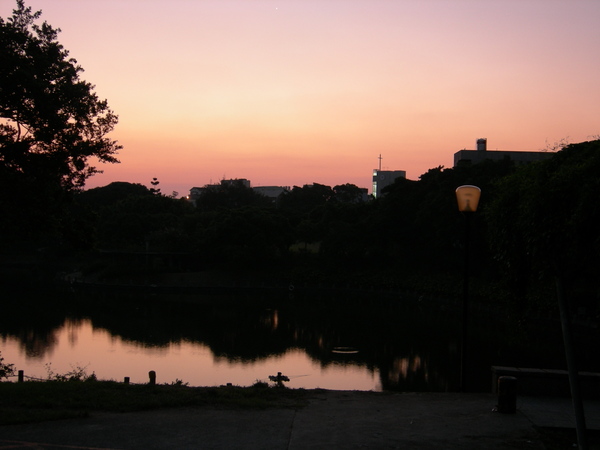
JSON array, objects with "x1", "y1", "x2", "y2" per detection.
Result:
[
  {"x1": 2, "y1": 288, "x2": 592, "y2": 392},
  {"x1": 73, "y1": 291, "x2": 292, "y2": 360},
  {"x1": 0, "y1": 289, "x2": 465, "y2": 390},
  {"x1": 6, "y1": 327, "x2": 59, "y2": 359},
  {"x1": 281, "y1": 294, "x2": 462, "y2": 391},
  {"x1": 6, "y1": 289, "x2": 459, "y2": 389},
  {"x1": 0, "y1": 289, "x2": 79, "y2": 358}
]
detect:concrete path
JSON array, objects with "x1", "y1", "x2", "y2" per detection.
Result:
[{"x1": 1, "y1": 391, "x2": 599, "y2": 449}]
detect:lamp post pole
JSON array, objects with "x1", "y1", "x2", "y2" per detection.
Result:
[
  {"x1": 460, "y1": 210, "x2": 471, "y2": 392},
  {"x1": 455, "y1": 185, "x2": 481, "y2": 393}
]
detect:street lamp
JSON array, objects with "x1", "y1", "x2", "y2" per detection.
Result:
[
  {"x1": 455, "y1": 185, "x2": 481, "y2": 392},
  {"x1": 456, "y1": 185, "x2": 481, "y2": 213}
]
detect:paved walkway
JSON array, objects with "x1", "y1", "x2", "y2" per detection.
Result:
[
  {"x1": 519, "y1": 395, "x2": 600, "y2": 430},
  {"x1": 1, "y1": 391, "x2": 599, "y2": 449}
]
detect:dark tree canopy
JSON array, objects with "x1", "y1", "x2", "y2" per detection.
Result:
[
  {"x1": 195, "y1": 180, "x2": 271, "y2": 211},
  {"x1": 76, "y1": 182, "x2": 153, "y2": 208},
  {"x1": 332, "y1": 183, "x2": 366, "y2": 203},
  {"x1": 486, "y1": 139, "x2": 600, "y2": 287},
  {"x1": 279, "y1": 183, "x2": 334, "y2": 215},
  {"x1": 0, "y1": 0, "x2": 120, "y2": 191}
]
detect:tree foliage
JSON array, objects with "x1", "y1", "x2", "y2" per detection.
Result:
[
  {"x1": 149, "y1": 178, "x2": 161, "y2": 195},
  {"x1": 195, "y1": 180, "x2": 271, "y2": 211},
  {"x1": 9, "y1": 131, "x2": 599, "y2": 317},
  {"x1": 279, "y1": 183, "x2": 334, "y2": 216},
  {"x1": 76, "y1": 182, "x2": 194, "y2": 251},
  {"x1": 0, "y1": 1, "x2": 121, "y2": 247},
  {"x1": 76, "y1": 181, "x2": 151, "y2": 206},
  {"x1": 0, "y1": 0, "x2": 120, "y2": 191},
  {"x1": 486, "y1": 139, "x2": 600, "y2": 294},
  {"x1": 332, "y1": 183, "x2": 366, "y2": 203}
]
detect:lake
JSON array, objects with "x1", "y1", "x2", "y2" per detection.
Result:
[{"x1": 0, "y1": 286, "x2": 593, "y2": 392}]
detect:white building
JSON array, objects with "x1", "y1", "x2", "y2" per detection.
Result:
[{"x1": 372, "y1": 169, "x2": 406, "y2": 198}]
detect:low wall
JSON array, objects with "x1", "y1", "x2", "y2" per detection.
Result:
[{"x1": 492, "y1": 366, "x2": 600, "y2": 399}]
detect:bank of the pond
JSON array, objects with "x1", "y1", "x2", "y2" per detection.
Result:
[
  {"x1": 1, "y1": 382, "x2": 600, "y2": 450},
  {"x1": 0, "y1": 380, "x2": 309, "y2": 425}
]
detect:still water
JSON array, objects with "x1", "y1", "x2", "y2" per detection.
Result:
[
  {"x1": 0, "y1": 287, "x2": 587, "y2": 392},
  {"x1": 2, "y1": 317, "x2": 381, "y2": 390}
]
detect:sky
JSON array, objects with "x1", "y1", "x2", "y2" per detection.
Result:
[{"x1": 2, "y1": 0, "x2": 599, "y2": 196}]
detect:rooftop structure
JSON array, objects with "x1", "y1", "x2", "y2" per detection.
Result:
[{"x1": 453, "y1": 138, "x2": 554, "y2": 167}]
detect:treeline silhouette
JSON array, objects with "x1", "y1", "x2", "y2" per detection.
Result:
[
  {"x1": 3, "y1": 1, "x2": 597, "y2": 324},
  {"x1": 2, "y1": 140, "x2": 599, "y2": 317},
  {"x1": 55, "y1": 139, "x2": 597, "y2": 316}
]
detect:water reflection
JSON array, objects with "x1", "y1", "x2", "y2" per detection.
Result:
[{"x1": 1, "y1": 287, "x2": 590, "y2": 392}]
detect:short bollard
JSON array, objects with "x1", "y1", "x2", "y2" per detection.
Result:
[
  {"x1": 124, "y1": 377, "x2": 130, "y2": 385},
  {"x1": 148, "y1": 371, "x2": 156, "y2": 385},
  {"x1": 497, "y1": 376, "x2": 517, "y2": 413},
  {"x1": 18, "y1": 370, "x2": 24, "y2": 383}
]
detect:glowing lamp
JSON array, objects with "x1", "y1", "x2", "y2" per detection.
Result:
[{"x1": 455, "y1": 185, "x2": 481, "y2": 213}]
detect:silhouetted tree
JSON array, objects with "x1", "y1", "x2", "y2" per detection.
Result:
[
  {"x1": 77, "y1": 182, "x2": 152, "y2": 208},
  {"x1": 279, "y1": 183, "x2": 334, "y2": 216},
  {"x1": 195, "y1": 180, "x2": 271, "y2": 211},
  {"x1": 333, "y1": 183, "x2": 365, "y2": 203},
  {"x1": 0, "y1": 1, "x2": 120, "y2": 246},
  {"x1": 95, "y1": 194, "x2": 194, "y2": 251},
  {"x1": 194, "y1": 207, "x2": 292, "y2": 265},
  {"x1": 486, "y1": 139, "x2": 600, "y2": 309},
  {"x1": 0, "y1": 0, "x2": 120, "y2": 190},
  {"x1": 375, "y1": 159, "x2": 516, "y2": 277},
  {"x1": 149, "y1": 177, "x2": 161, "y2": 195}
]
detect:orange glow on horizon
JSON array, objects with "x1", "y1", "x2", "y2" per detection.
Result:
[{"x1": 3, "y1": 0, "x2": 598, "y2": 196}]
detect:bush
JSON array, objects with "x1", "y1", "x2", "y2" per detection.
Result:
[{"x1": 0, "y1": 352, "x2": 15, "y2": 380}]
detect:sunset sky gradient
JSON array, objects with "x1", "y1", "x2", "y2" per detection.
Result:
[{"x1": 4, "y1": 0, "x2": 599, "y2": 195}]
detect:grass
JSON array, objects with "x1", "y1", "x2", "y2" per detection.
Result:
[{"x1": 0, "y1": 380, "x2": 309, "y2": 425}]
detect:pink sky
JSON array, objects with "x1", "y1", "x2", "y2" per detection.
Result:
[{"x1": 4, "y1": 0, "x2": 599, "y2": 196}]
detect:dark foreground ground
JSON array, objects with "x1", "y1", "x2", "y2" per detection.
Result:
[{"x1": 1, "y1": 390, "x2": 599, "y2": 449}]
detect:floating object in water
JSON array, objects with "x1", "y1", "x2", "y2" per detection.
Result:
[{"x1": 332, "y1": 347, "x2": 359, "y2": 354}]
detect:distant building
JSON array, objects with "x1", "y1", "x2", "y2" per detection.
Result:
[
  {"x1": 188, "y1": 186, "x2": 205, "y2": 205},
  {"x1": 188, "y1": 178, "x2": 251, "y2": 206},
  {"x1": 189, "y1": 180, "x2": 290, "y2": 206},
  {"x1": 252, "y1": 186, "x2": 290, "y2": 201},
  {"x1": 372, "y1": 169, "x2": 406, "y2": 198},
  {"x1": 453, "y1": 138, "x2": 554, "y2": 167},
  {"x1": 221, "y1": 178, "x2": 251, "y2": 188}
]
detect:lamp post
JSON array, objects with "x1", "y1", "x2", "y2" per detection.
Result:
[{"x1": 455, "y1": 185, "x2": 481, "y2": 392}]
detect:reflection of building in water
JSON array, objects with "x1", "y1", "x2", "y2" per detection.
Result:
[
  {"x1": 260, "y1": 309, "x2": 279, "y2": 331},
  {"x1": 388, "y1": 355, "x2": 424, "y2": 381},
  {"x1": 383, "y1": 352, "x2": 456, "y2": 392}
]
